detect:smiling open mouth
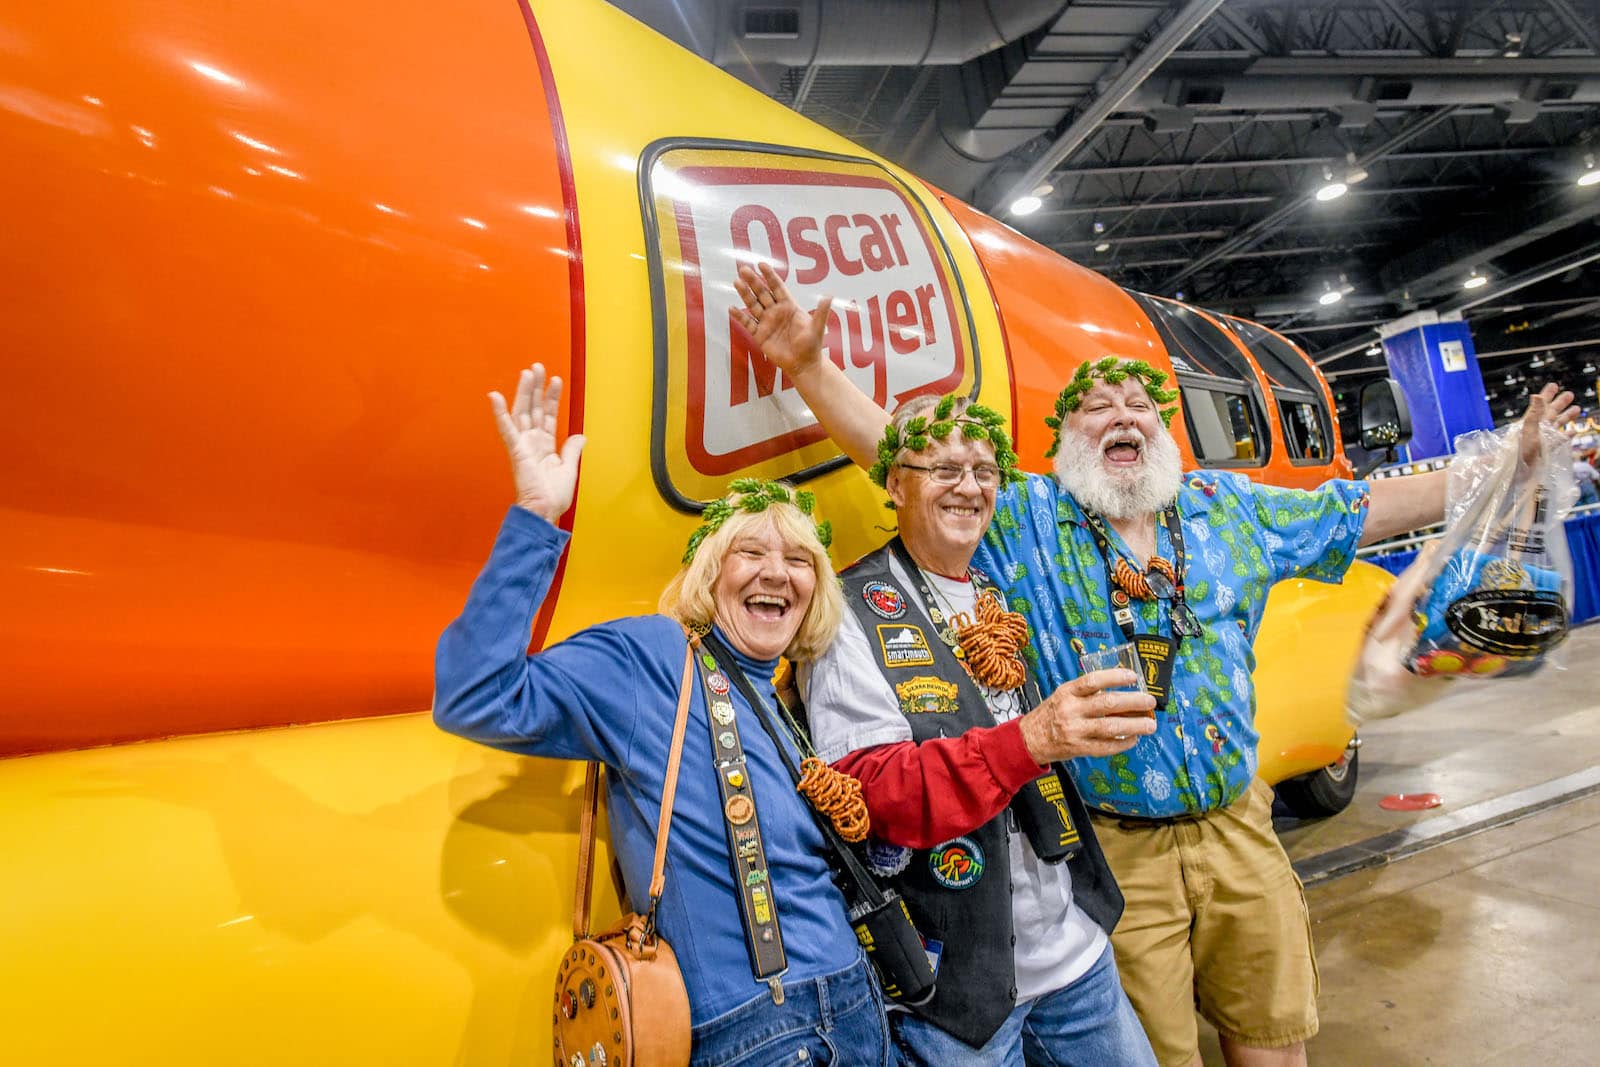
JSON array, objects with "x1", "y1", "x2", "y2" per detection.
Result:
[
  {"x1": 1103, "y1": 435, "x2": 1143, "y2": 466},
  {"x1": 941, "y1": 505, "x2": 981, "y2": 518},
  {"x1": 745, "y1": 594, "x2": 790, "y2": 621}
]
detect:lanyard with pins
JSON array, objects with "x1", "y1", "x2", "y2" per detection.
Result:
[
  {"x1": 692, "y1": 638, "x2": 789, "y2": 1004},
  {"x1": 1080, "y1": 506, "x2": 1203, "y2": 642}
]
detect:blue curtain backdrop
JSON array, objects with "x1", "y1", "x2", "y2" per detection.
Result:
[{"x1": 1365, "y1": 510, "x2": 1600, "y2": 625}]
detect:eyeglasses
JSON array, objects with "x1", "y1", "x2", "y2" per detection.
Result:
[{"x1": 897, "y1": 462, "x2": 1002, "y2": 488}]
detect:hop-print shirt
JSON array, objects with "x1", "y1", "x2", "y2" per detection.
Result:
[{"x1": 975, "y1": 470, "x2": 1370, "y2": 818}]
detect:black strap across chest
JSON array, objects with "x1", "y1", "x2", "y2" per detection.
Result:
[{"x1": 702, "y1": 634, "x2": 942, "y2": 1007}]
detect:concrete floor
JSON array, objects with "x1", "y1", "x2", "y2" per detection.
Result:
[{"x1": 1196, "y1": 624, "x2": 1600, "y2": 1066}]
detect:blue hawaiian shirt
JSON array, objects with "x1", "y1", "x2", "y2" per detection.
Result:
[{"x1": 975, "y1": 470, "x2": 1370, "y2": 818}]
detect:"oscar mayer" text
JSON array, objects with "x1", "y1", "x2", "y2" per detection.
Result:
[{"x1": 727, "y1": 204, "x2": 948, "y2": 409}]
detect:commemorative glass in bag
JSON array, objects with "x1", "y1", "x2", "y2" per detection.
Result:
[{"x1": 1405, "y1": 422, "x2": 1578, "y2": 679}]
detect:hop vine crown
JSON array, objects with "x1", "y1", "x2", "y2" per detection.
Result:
[
  {"x1": 682, "y1": 478, "x2": 833, "y2": 564},
  {"x1": 1043, "y1": 356, "x2": 1181, "y2": 458},
  {"x1": 869, "y1": 394, "x2": 1025, "y2": 509}
]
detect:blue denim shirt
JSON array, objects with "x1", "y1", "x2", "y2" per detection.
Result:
[
  {"x1": 975, "y1": 471, "x2": 1369, "y2": 817},
  {"x1": 434, "y1": 507, "x2": 863, "y2": 1023}
]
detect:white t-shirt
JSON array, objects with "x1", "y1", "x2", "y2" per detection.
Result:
[{"x1": 800, "y1": 553, "x2": 1108, "y2": 1001}]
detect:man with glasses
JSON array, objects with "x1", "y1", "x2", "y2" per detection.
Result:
[{"x1": 776, "y1": 382, "x2": 1161, "y2": 1061}]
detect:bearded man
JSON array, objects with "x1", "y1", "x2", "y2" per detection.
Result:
[{"x1": 732, "y1": 261, "x2": 1575, "y2": 1067}]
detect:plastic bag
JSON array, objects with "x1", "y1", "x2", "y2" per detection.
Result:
[
  {"x1": 1347, "y1": 543, "x2": 1451, "y2": 724},
  {"x1": 1405, "y1": 422, "x2": 1578, "y2": 680}
]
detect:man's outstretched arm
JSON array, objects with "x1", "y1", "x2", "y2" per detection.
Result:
[
  {"x1": 1361, "y1": 468, "x2": 1447, "y2": 546},
  {"x1": 732, "y1": 261, "x2": 888, "y2": 469}
]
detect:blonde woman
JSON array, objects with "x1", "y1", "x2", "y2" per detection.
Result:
[{"x1": 434, "y1": 364, "x2": 892, "y2": 1066}]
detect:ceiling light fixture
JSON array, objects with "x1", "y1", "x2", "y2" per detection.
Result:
[
  {"x1": 1011, "y1": 183, "x2": 1054, "y2": 217},
  {"x1": 1314, "y1": 165, "x2": 1347, "y2": 202},
  {"x1": 1343, "y1": 151, "x2": 1369, "y2": 186},
  {"x1": 1580, "y1": 154, "x2": 1600, "y2": 188},
  {"x1": 1366, "y1": 343, "x2": 1382, "y2": 356},
  {"x1": 1583, "y1": 361, "x2": 1596, "y2": 375},
  {"x1": 1094, "y1": 241, "x2": 1111, "y2": 253},
  {"x1": 1463, "y1": 271, "x2": 1488, "y2": 290},
  {"x1": 1318, "y1": 273, "x2": 1353, "y2": 306}
]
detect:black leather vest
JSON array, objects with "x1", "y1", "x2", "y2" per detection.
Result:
[{"x1": 836, "y1": 542, "x2": 1124, "y2": 1048}]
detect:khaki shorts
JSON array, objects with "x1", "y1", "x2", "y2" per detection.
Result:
[{"x1": 1089, "y1": 778, "x2": 1318, "y2": 1067}]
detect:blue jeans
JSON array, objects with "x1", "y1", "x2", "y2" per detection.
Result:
[
  {"x1": 892, "y1": 943, "x2": 1157, "y2": 1066},
  {"x1": 689, "y1": 955, "x2": 894, "y2": 1067}
]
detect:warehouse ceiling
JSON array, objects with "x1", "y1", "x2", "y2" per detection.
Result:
[{"x1": 612, "y1": 0, "x2": 1600, "y2": 434}]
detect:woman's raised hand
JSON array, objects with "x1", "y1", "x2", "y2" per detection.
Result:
[{"x1": 489, "y1": 363, "x2": 586, "y2": 523}]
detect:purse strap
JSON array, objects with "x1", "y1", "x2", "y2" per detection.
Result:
[{"x1": 573, "y1": 637, "x2": 696, "y2": 940}]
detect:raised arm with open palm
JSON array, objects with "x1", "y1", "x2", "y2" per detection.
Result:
[
  {"x1": 489, "y1": 363, "x2": 586, "y2": 524},
  {"x1": 731, "y1": 261, "x2": 832, "y2": 376},
  {"x1": 731, "y1": 261, "x2": 889, "y2": 468}
]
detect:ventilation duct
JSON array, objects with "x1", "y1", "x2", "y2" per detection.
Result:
[
  {"x1": 611, "y1": 1, "x2": 1173, "y2": 202},
  {"x1": 901, "y1": 3, "x2": 1175, "y2": 201}
]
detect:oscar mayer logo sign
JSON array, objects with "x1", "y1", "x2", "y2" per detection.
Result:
[{"x1": 642, "y1": 142, "x2": 978, "y2": 507}]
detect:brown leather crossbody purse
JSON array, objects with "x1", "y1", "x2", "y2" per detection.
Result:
[{"x1": 553, "y1": 642, "x2": 695, "y2": 1067}]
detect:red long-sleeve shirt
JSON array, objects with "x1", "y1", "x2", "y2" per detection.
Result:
[{"x1": 832, "y1": 717, "x2": 1045, "y2": 849}]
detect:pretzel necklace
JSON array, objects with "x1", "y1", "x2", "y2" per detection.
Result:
[
  {"x1": 1112, "y1": 555, "x2": 1177, "y2": 601},
  {"x1": 797, "y1": 757, "x2": 870, "y2": 842},
  {"x1": 945, "y1": 588, "x2": 1031, "y2": 691}
]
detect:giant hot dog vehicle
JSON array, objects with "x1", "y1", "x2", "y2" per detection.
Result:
[{"x1": 0, "y1": 0, "x2": 1391, "y2": 1060}]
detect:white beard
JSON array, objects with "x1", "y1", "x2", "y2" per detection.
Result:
[{"x1": 1053, "y1": 424, "x2": 1183, "y2": 520}]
